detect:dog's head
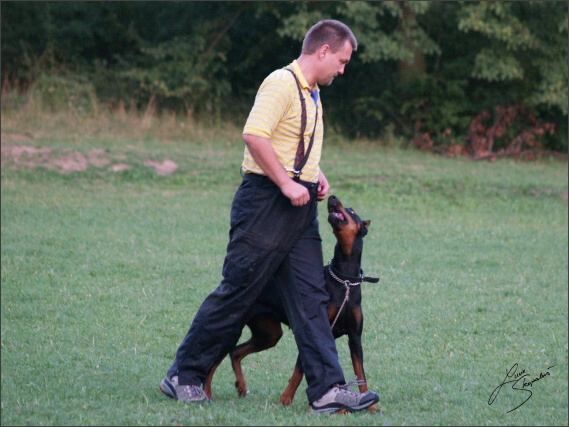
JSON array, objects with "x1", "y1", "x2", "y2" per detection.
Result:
[{"x1": 327, "y1": 195, "x2": 370, "y2": 257}]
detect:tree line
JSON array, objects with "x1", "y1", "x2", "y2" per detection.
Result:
[{"x1": 2, "y1": 1, "x2": 567, "y2": 155}]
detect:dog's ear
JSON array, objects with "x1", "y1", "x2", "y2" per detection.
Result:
[{"x1": 360, "y1": 219, "x2": 371, "y2": 237}]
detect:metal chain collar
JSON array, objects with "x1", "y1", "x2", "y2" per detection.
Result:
[{"x1": 328, "y1": 261, "x2": 362, "y2": 329}]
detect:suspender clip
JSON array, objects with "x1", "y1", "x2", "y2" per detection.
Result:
[{"x1": 286, "y1": 168, "x2": 301, "y2": 181}]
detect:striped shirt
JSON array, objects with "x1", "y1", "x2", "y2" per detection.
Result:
[{"x1": 242, "y1": 60, "x2": 323, "y2": 183}]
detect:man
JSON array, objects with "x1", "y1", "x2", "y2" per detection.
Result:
[{"x1": 160, "y1": 19, "x2": 379, "y2": 414}]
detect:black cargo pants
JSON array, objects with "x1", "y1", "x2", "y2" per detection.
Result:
[{"x1": 166, "y1": 173, "x2": 345, "y2": 403}]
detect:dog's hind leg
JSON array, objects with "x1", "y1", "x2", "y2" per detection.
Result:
[
  {"x1": 279, "y1": 355, "x2": 304, "y2": 406},
  {"x1": 230, "y1": 314, "x2": 283, "y2": 397}
]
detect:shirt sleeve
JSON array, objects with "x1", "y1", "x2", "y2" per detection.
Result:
[{"x1": 243, "y1": 73, "x2": 292, "y2": 139}]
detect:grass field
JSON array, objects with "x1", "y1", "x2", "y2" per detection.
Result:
[{"x1": 1, "y1": 115, "x2": 567, "y2": 426}]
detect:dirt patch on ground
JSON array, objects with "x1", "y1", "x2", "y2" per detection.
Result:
[
  {"x1": 143, "y1": 159, "x2": 179, "y2": 175},
  {"x1": 1, "y1": 133, "x2": 566, "y2": 202},
  {"x1": 1, "y1": 133, "x2": 178, "y2": 175}
]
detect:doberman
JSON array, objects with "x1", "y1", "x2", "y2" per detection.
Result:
[{"x1": 203, "y1": 195, "x2": 380, "y2": 411}]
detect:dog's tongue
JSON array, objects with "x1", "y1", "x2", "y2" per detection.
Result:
[{"x1": 334, "y1": 212, "x2": 345, "y2": 221}]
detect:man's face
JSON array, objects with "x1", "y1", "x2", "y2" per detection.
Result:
[{"x1": 318, "y1": 40, "x2": 353, "y2": 86}]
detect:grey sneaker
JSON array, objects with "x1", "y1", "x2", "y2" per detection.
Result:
[
  {"x1": 160, "y1": 376, "x2": 210, "y2": 403},
  {"x1": 310, "y1": 378, "x2": 379, "y2": 414}
]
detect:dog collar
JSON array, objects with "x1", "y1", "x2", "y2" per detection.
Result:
[
  {"x1": 327, "y1": 260, "x2": 379, "y2": 330},
  {"x1": 328, "y1": 260, "x2": 379, "y2": 284}
]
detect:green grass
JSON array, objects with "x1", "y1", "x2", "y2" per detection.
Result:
[{"x1": 1, "y1": 124, "x2": 567, "y2": 426}]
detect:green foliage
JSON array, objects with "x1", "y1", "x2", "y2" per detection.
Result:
[
  {"x1": 35, "y1": 73, "x2": 99, "y2": 114},
  {"x1": 457, "y1": 2, "x2": 536, "y2": 50},
  {"x1": 1, "y1": 1, "x2": 567, "y2": 151},
  {"x1": 119, "y1": 28, "x2": 231, "y2": 117},
  {"x1": 471, "y1": 48, "x2": 525, "y2": 81},
  {"x1": 278, "y1": 9, "x2": 326, "y2": 41},
  {"x1": 457, "y1": 2, "x2": 568, "y2": 114}
]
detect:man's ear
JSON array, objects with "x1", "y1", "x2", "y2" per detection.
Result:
[{"x1": 319, "y1": 44, "x2": 331, "y2": 58}]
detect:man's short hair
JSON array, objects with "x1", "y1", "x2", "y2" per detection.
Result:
[{"x1": 302, "y1": 20, "x2": 358, "y2": 54}]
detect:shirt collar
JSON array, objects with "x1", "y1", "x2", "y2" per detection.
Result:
[{"x1": 290, "y1": 60, "x2": 320, "y2": 94}]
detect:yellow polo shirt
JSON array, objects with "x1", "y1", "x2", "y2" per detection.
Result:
[{"x1": 242, "y1": 60, "x2": 323, "y2": 183}]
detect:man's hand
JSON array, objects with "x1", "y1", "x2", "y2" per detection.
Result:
[
  {"x1": 317, "y1": 170, "x2": 330, "y2": 201},
  {"x1": 280, "y1": 180, "x2": 310, "y2": 206}
]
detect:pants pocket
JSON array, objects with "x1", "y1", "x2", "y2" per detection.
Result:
[{"x1": 222, "y1": 226, "x2": 261, "y2": 283}]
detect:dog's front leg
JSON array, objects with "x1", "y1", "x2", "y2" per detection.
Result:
[{"x1": 348, "y1": 332, "x2": 381, "y2": 412}]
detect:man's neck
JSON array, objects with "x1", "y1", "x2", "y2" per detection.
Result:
[{"x1": 296, "y1": 55, "x2": 317, "y2": 89}]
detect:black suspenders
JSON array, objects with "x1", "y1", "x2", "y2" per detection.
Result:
[{"x1": 284, "y1": 68, "x2": 319, "y2": 181}]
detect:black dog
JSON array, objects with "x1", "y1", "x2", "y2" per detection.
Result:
[{"x1": 204, "y1": 195, "x2": 380, "y2": 411}]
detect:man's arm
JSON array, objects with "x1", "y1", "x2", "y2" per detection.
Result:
[{"x1": 243, "y1": 133, "x2": 310, "y2": 206}]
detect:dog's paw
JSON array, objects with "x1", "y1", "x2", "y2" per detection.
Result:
[
  {"x1": 234, "y1": 381, "x2": 248, "y2": 397},
  {"x1": 279, "y1": 395, "x2": 293, "y2": 406},
  {"x1": 203, "y1": 385, "x2": 213, "y2": 400}
]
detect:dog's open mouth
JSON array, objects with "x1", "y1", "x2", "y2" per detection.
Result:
[
  {"x1": 328, "y1": 205, "x2": 348, "y2": 225},
  {"x1": 330, "y1": 211, "x2": 345, "y2": 221},
  {"x1": 328, "y1": 195, "x2": 347, "y2": 224}
]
